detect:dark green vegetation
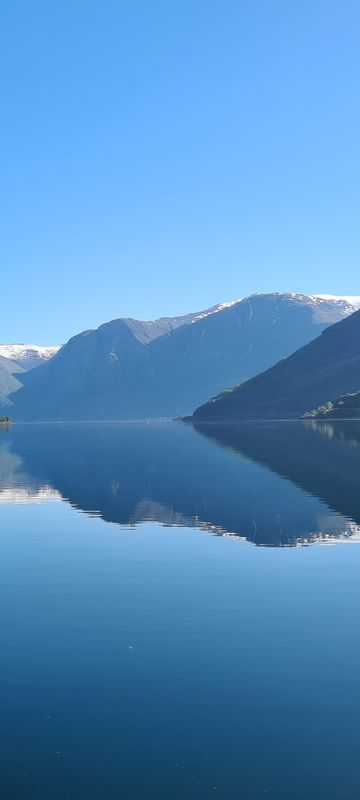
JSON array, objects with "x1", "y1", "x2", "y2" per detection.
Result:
[
  {"x1": 9, "y1": 294, "x2": 352, "y2": 421},
  {"x1": 0, "y1": 415, "x2": 12, "y2": 425},
  {"x1": 193, "y1": 308, "x2": 360, "y2": 420}
]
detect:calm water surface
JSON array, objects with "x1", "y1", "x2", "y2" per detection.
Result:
[{"x1": 0, "y1": 421, "x2": 360, "y2": 799}]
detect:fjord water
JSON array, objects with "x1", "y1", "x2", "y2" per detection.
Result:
[{"x1": 1, "y1": 422, "x2": 360, "y2": 799}]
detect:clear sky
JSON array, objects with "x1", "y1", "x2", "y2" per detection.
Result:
[{"x1": 1, "y1": 0, "x2": 359, "y2": 344}]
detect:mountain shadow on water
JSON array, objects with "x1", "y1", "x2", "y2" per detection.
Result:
[
  {"x1": 1, "y1": 420, "x2": 360, "y2": 546},
  {"x1": 193, "y1": 419, "x2": 360, "y2": 528}
]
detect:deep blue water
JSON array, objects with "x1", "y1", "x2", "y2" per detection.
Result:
[{"x1": 0, "y1": 421, "x2": 360, "y2": 799}]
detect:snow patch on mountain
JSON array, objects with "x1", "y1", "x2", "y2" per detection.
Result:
[
  {"x1": 0, "y1": 344, "x2": 61, "y2": 371},
  {"x1": 217, "y1": 293, "x2": 358, "y2": 322},
  {"x1": 1, "y1": 294, "x2": 357, "y2": 371},
  {"x1": 190, "y1": 300, "x2": 240, "y2": 323},
  {"x1": 312, "y1": 294, "x2": 360, "y2": 309}
]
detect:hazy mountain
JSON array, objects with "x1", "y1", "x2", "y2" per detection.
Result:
[
  {"x1": 0, "y1": 344, "x2": 61, "y2": 370},
  {"x1": 10, "y1": 293, "x2": 358, "y2": 421},
  {"x1": 117, "y1": 301, "x2": 238, "y2": 343},
  {"x1": 0, "y1": 356, "x2": 25, "y2": 407},
  {"x1": 0, "y1": 305, "x2": 232, "y2": 371},
  {"x1": 193, "y1": 308, "x2": 360, "y2": 421}
]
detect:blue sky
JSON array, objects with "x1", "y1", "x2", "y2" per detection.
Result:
[{"x1": 1, "y1": 0, "x2": 359, "y2": 343}]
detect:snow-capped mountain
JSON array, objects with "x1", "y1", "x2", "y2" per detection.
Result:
[
  {"x1": 245, "y1": 293, "x2": 357, "y2": 321},
  {"x1": 0, "y1": 295, "x2": 356, "y2": 370},
  {"x1": 0, "y1": 344, "x2": 61, "y2": 371},
  {"x1": 313, "y1": 294, "x2": 360, "y2": 309},
  {"x1": 10, "y1": 292, "x2": 359, "y2": 421}
]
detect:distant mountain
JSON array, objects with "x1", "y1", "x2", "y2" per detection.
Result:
[
  {"x1": 117, "y1": 301, "x2": 239, "y2": 344},
  {"x1": 0, "y1": 356, "x2": 25, "y2": 407},
  {"x1": 193, "y1": 308, "x2": 360, "y2": 421},
  {"x1": 0, "y1": 344, "x2": 61, "y2": 370},
  {"x1": 10, "y1": 293, "x2": 357, "y2": 421},
  {"x1": 0, "y1": 306, "x2": 233, "y2": 371}
]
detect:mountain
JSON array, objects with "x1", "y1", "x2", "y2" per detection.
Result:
[
  {"x1": 0, "y1": 344, "x2": 61, "y2": 370},
  {"x1": 9, "y1": 293, "x2": 358, "y2": 421},
  {"x1": 116, "y1": 301, "x2": 239, "y2": 343},
  {"x1": 0, "y1": 305, "x2": 233, "y2": 372},
  {"x1": 193, "y1": 307, "x2": 360, "y2": 421},
  {"x1": 0, "y1": 356, "x2": 25, "y2": 407}
]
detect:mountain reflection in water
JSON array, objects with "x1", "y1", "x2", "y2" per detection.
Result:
[{"x1": 1, "y1": 420, "x2": 360, "y2": 546}]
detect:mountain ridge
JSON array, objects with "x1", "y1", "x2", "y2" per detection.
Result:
[{"x1": 9, "y1": 292, "x2": 358, "y2": 421}]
